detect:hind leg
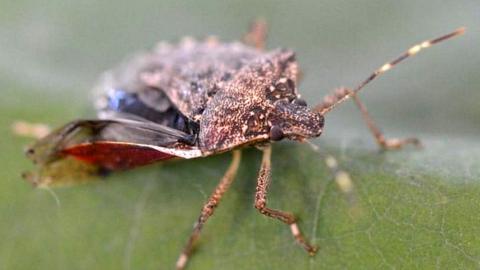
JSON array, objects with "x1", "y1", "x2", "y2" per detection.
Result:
[{"x1": 243, "y1": 19, "x2": 268, "y2": 50}]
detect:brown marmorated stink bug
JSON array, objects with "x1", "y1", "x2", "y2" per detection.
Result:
[{"x1": 23, "y1": 21, "x2": 464, "y2": 269}]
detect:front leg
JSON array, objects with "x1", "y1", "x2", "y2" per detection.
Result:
[
  {"x1": 319, "y1": 87, "x2": 421, "y2": 150},
  {"x1": 254, "y1": 144, "x2": 317, "y2": 255}
]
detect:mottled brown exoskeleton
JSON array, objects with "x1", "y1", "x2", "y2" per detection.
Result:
[{"x1": 23, "y1": 20, "x2": 464, "y2": 269}]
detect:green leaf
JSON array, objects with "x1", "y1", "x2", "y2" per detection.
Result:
[{"x1": 1, "y1": 1, "x2": 479, "y2": 270}]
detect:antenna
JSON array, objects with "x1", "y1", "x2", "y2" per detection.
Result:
[{"x1": 315, "y1": 27, "x2": 465, "y2": 115}]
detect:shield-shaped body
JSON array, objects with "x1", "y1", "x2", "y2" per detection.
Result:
[{"x1": 26, "y1": 38, "x2": 322, "y2": 186}]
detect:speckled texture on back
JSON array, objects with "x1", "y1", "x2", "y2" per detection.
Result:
[
  {"x1": 95, "y1": 38, "x2": 323, "y2": 153},
  {"x1": 96, "y1": 39, "x2": 262, "y2": 119}
]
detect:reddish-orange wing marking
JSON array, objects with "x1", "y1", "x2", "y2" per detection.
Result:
[
  {"x1": 62, "y1": 142, "x2": 176, "y2": 170},
  {"x1": 24, "y1": 118, "x2": 202, "y2": 186}
]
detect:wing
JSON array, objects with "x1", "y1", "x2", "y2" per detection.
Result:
[{"x1": 24, "y1": 118, "x2": 202, "y2": 187}]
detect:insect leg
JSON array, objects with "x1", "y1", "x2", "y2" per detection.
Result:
[
  {"x1": 254, "y1": 144, "x2": 317, "y2": 255},
  {"x1": 11, "y1": 121, "x2": 51, "y2": 139},
  {"x1": 351, "y1": 91, "x2": 421, "y2": 149},
  {"x1": 243, "y1": 19, "x2": 268, "y2": 50},
  {"x1": 176, "y1": 150, "x2": 242, "y2": 270},
  {"x1": 335, "y1": 87, "x2": 421, "y2": 150}
]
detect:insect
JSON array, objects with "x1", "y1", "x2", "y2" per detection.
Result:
[{"x1": 23, "y1": 21, "x2": 464, "y2": 269}]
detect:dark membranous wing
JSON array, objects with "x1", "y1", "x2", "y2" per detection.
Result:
[{"x1": 25, "y1": 118, "x2": 202, "y2": 187}]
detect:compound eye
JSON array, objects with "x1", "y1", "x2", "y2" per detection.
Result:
[{"x1": 269, "y1": 125, "x2": 284, "y2": 141}]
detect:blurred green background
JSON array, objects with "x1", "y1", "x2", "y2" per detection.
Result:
[{"x1": 1, "y1": 1, "x2": 479, "y2": 269}]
